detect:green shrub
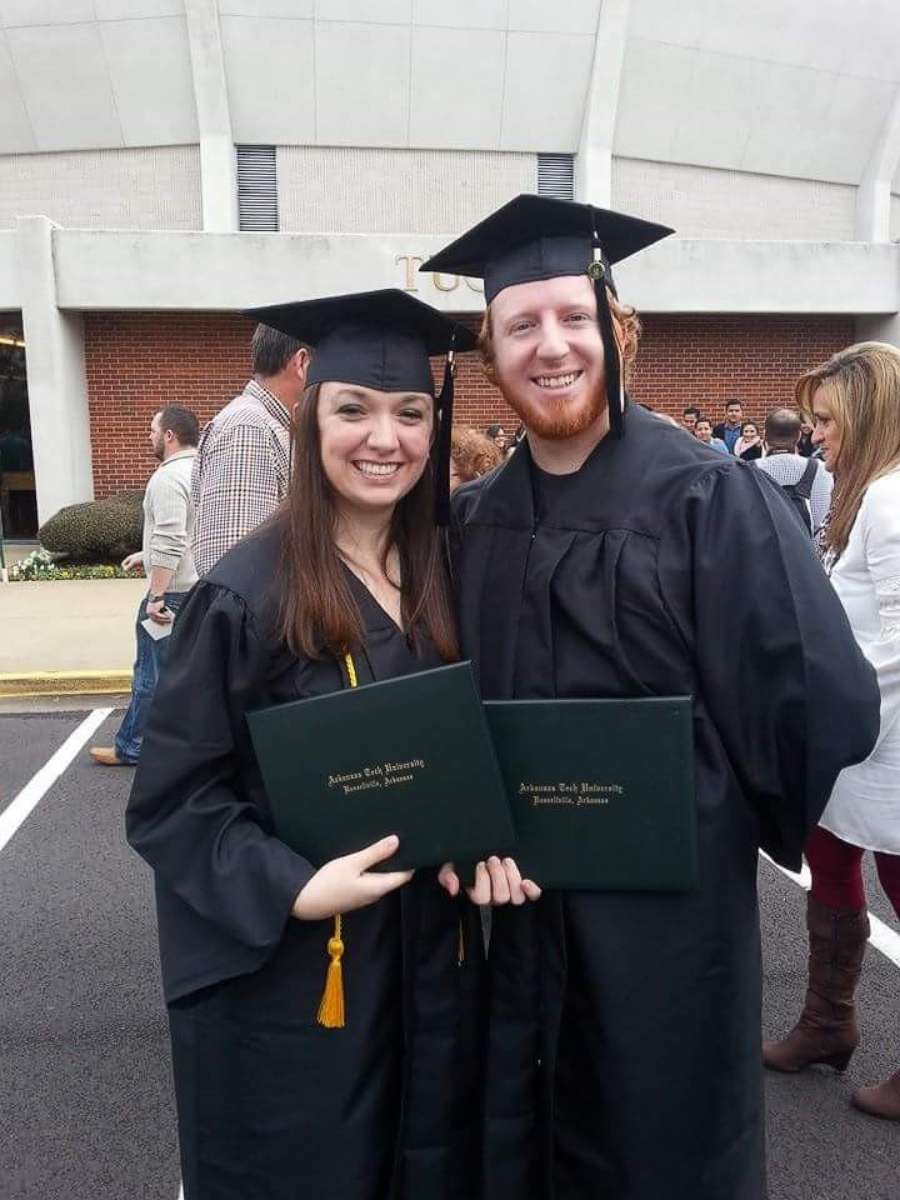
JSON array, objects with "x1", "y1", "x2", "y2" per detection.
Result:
[{"x1": 38, "y1": 490, "x2": 144, "y2": 563}]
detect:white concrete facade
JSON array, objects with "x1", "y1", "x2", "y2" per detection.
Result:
[
  {"x1": 2, "y1": 0, "x2": 900, "y2": 524},
  {"x1": 276, "y1": 147, "x2": 537, "y2": 234},
  {"x1": 2, "y1": 227, "x2": 888, "y2": 318},
  {"x1": 0, "y1": 146, "x2": 202, "y2": 231}
]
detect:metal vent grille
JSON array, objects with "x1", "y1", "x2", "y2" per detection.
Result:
[
  {"x1": 237, "y1": 145, "x2": 278, "y2": 232},
  {"x1": 537, "y1": 153, "x2": 575, "y2": 200}
]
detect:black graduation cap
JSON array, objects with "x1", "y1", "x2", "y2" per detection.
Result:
[
  {"x1": 421, "y1": 194, "x2": 673, "y2": 438},
  {"x1": 243, "y1": 289, "x2": 477, "y2": 522}
]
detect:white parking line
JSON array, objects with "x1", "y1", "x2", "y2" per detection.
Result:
[
  {"x1": 762, "y1": 851, "x2": 900, "y2": 970},
  {"x1": 0, "y1": 708, "x2": 113, "y2": 855}
]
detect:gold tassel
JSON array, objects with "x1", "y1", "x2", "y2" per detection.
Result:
[
  {"x1": 317, "y1": 913, "x2": 346, "y2": 1029},
  {"x1": 314, "y1": 651, "x2": 357, "y2": 1029},
  {"x1": 343, "y1": 652, "x2": 358, "y2": 688}
]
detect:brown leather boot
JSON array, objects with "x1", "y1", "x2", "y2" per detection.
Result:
[
  {"x1": 851, "y1": 1069, "x2": 900, "y2": 1120},
  {"x1": 763, "y1": 895, "x2": 869, "y2": 1073}
]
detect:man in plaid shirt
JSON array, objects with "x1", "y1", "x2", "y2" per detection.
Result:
[{"x1": 191, "y1": 325, "x2": 310, "y2": 575}]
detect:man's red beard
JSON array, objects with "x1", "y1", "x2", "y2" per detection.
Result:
[{"x1": 498, "y1": 376, "x2": 608, "y2": 441}]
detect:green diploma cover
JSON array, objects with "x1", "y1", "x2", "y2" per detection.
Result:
[
  {"x1": 484, "y1": 697, "x2": 698, "y2": 890},
  {"x1": 247, "y1": 662, "x2": 516, "y2": 872}
]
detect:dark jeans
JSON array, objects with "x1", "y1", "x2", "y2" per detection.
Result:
[{"x1": 115, "y1": 592, "x2": 184, "y2": 764}]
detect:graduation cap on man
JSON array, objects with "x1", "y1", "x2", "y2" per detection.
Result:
[
  {"x1": 244, "y1": 288, "x2": 476, "y2": 523},
  {"x1": 421, "y1": 194, "x2": 673, "y2": 438}
]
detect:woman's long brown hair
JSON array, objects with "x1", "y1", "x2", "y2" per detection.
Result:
[
  {"x1": 796, "y1": 342, "x2": 900, "y2": 560},
  {"x1": 275, "y1": 383, "x2": 458, "y2": 662}
]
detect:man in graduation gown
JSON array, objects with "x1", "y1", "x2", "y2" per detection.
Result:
[{"x1": 424, "y1": 196, "x2": 881, "y2": 1200}]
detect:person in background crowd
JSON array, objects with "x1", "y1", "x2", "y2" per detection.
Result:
[
  {"x1": 694, "y1": 416, "x2": 730, "y2": 453},
  {"x1": 449, "y1": 426, "x2": 503, "y2": 493},
  {"x1": 126, "y1": 291, "x2": 483, "y2": 1200},
  {"x1": 798, "y1": 416, "x2": 815, "y2": 457},
  {"x1": 734, "y1": 419, "x2": 763, "y2": 460},
  {"x1": 426, "y1": 193, "x2": 879, "y2": 1200},
  {"x1": 191, "y1": 324, "x2": 310, "y2": 575},
  {"x1": 90, "y1": 405, "x2": 199, "y2": 766},
  {"x1": 485, "y1": 422, "x2": 509, "y2": 453},
  {"x1": 713, "y1": 398, "x2": 745, "y2": 453},
  {"x1": 764, "y1": 343, "x2": 900, "y2": 1121},
  {"x1": 681, "y1": 405, "x2": 700, "y2": 432},
  {"x1": 754, "y1": 407, "x2": 832, "y2": 535}
]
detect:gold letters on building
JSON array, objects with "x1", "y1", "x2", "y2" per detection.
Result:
[{"x1": 395, "y1": 255, "x2": 484, "y2": 295}]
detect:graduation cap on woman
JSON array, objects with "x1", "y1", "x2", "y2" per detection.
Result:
[
  {"x1": 421, "y1": 194, "x2": 673, "y2": 438},
  {"x1": 244, "y1": 288, "x2": 477, "y2": 523}
]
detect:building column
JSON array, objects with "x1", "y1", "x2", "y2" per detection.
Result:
[
  {"x1": 574, "y1": 0, "x2": 630, "y2": 206},
  {"x1": 855, "y1": 85, "x2": 900, "y2": 242},
  {"x1": 185, "y1": 0, "x2": 238, "y2": 233},
  {"x1": 15, "y1": 216, "x2": 93, "y2": 526},
  {"x1": 855, "y1": 313, "x2": 900, "y2": 348}
]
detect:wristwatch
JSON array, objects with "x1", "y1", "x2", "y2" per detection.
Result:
[{"x1": 147, "y1": 592, "x2": 165, "y2": 604}]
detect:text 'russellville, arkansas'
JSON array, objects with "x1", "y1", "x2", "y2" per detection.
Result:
[{"x1": 327, "y1": 760, "x2": 427, "y2": 796}]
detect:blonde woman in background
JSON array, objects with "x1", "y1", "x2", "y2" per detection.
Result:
[{"x1": 764, "y1": 342, "x2": 900, "y2": 1120}]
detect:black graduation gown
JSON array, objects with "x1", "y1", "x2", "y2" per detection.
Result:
[
  {"x1": 126, "y1": 524, "x2": 484, "y2": 1200},
  {"x1": 449, "y1": 404, "x2": 880, "y2": 1200}
]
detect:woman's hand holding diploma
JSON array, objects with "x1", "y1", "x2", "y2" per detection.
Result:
[{"x1": 292, "y1": 834, "x2": 414, "y2": 920}]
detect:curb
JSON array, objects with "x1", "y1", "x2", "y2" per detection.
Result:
[{"x1": 0, "y1": 670, "x2": 132, "y2": 698}]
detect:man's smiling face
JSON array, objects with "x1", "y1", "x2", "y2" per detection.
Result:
[{"x1": 489, "y1": 275, "x2": 608, "y2": 441}]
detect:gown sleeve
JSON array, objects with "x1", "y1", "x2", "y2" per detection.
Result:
[
  {"x1": 858, "y1": 476, "x2": 900, "y2": 755},
  {"x1": 660, "y1": 462, "x2": 881, "y2": 870},
  {"x1": 125, "y1": 581, "x2": 316, "y2": 954}
]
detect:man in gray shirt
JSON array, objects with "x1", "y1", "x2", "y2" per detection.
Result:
[
  {"x1": 755, "y1": 407, "x2": 832, "y2": 534},
  {"x1": 90, "y1": 405, "x2": 199, "y2": 766}
]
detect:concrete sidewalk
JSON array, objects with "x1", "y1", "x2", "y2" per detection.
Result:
[{"x1": 0, "y1": 578, "x2": 146, "y2": 695}]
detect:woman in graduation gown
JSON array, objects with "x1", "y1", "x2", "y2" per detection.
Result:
[
  {"x1": 126, "y1": 290, "x2": 482, "y2": 1200},
  {"x1": 426, "y1": 196, "x2": 881, "y2": 1200}
]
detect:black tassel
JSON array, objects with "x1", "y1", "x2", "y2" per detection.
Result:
[
  {"x1": 587, "y1": 224, "x2": 625, "y2": 439},
  {"x1": 592, "y1": 271, "x2": 624, "y2": 440},
  {"x1": 433, "y1": 344, "x2": 455, "y2": 526}
]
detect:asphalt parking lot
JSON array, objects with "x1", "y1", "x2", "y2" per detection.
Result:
[{"x1": 1, "y1": 704, "x2": 897, "y2": 1200}]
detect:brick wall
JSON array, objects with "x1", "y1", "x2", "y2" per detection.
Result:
[
  {"x1": 629, "y1": 313, "x2": 856, "y2": 418},
  {"x1": 84, "y1": 310, "x2": 854, "y2": 497},
  {"x1": 85, "y1": 312, "x2": 257, "y2": 497}
]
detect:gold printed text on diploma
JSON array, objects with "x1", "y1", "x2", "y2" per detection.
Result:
[
  {"x1": 328, "y1": 759, "x2": 427, "y2": 796},
  {"x1": 520, "y1": 781, "x2": 624, "y2": 808}
]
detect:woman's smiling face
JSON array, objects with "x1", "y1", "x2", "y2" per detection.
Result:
[{"x1": 317, "y1": 381, "x2": 433, "y2": 515}]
